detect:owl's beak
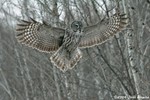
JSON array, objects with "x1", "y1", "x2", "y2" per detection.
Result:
[{"x1": 75, "y1": 24, "x2": 79, "y2": 28}]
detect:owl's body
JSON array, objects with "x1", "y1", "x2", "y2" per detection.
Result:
[
  {"x1": 16, "y1": 13, "x2": 128, "y2": 72},
  {"x1": 62, "y1": 30, "x2": 82, "y2": 53},
  {"x1": 51, "y1": 29, "x2": 83, "y2": 71}
]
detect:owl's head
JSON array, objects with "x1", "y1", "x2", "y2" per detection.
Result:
[{"x1": 71, "y1": 21, "x2": 83, "y2": 32}]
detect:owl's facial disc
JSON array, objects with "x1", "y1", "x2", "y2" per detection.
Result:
[{"x1": 71, "y1": 21, "x2": 83, "y2": 32}]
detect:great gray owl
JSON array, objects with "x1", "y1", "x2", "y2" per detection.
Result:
[{"x1": 16, "y1": 13, "x2": 128, "y2": 72}]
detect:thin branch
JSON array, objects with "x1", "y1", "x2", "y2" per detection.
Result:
[{"x1": 97, "y1": 47, "x2": 132, "y2": 95}]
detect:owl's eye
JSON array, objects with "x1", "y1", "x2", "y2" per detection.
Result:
[{"x1": 75, "y1": 24, "x2": 79, "y2": 28}]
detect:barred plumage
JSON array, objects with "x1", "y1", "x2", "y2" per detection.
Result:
[
  {"x1": 50, "y1": 21, "x2": 83, "y2": 71},
  {"x1": 16, "y1": 13, "x2": 128, "y2": 72}
]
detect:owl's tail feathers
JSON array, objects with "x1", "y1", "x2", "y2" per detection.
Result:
[{"x1": 50, "y1": 47, "x2": 82, "y2": 72}]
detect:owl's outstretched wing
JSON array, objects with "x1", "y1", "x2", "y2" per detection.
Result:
[
  {"x1": 79, "y1": 13, "x2": 128, "y2": 48},
  {"x1": 16, "y1": 18, "x2": 65, "y2": 53}
]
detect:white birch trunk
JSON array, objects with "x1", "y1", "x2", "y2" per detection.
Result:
[{"x1": 122, "y1": 0, "x2": 141, "y2": 99}]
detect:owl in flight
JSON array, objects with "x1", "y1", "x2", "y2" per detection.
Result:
[{"x1": 16, "y1": 13, "x2": 128, "y2": 72}]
